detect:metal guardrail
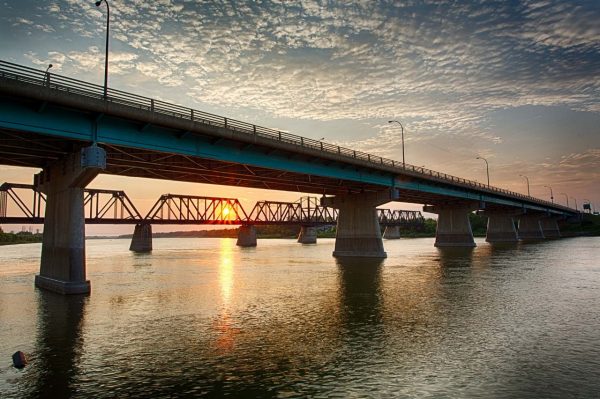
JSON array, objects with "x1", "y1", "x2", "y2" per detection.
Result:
[{"x1": 0, "y1": 60, "x2": 575, "y2": 214}]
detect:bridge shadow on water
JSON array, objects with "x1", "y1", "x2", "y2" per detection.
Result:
[{"x1": 18, "y1": 291, "x2": 87, "y2": 399}]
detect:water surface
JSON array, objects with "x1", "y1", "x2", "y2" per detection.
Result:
[{"x1": 1, "y1": 237, "x2": 599, "y2": 398}]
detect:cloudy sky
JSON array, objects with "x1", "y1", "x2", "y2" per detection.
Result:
[{"x1": 1, "y1": 0, "x2": 599, "y2": 232}]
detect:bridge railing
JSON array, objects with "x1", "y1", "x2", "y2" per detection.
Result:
[{"x1": 0, "y1": 60, "x2": 573, "y2": 214}]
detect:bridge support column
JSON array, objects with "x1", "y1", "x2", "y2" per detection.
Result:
[
  {"x1": 130, "y1": 223, "x2": 153, "y2": 252},
  {"x1": 297, "y1": 226, "x2": 317, "y2": 244},
  {"x1": 518, "y1": 214, "x2": 544, "y2": 240},
  {"x1": 540, "y1": 217, "x2": 561, "y2": 238},
  {"x1": 383, "y1": 225, "x2": 401, "y2": 239},
  {"x1": 322, "y1": 189, "x2": 397, "y2": 258},
  {"x1": 424, "y1": 205, "x2": 476, "y2": 247},
  {"x1": 35, "y1": 145, "x2": 106, "y2": 295},
  {"x1": 485, "y1": 213, "x2": 519, "y2": 243},
  {"x1": 237, "y1": 225, "x2": 257, "y2": 247}
]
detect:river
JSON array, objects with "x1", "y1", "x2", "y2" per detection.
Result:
[{"x1": 1, "y1": 237, "x2": 599, "y2": 398}]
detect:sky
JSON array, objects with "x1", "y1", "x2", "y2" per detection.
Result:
[{"x1": 1, "y1": 0, "x2": 599, "y2": 234}]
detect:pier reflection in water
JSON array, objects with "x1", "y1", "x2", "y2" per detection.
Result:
[
  {"x1": 16, "y1": 292, "x2": 87, "y2": 399},
  {"x1": 1, "y1": 237, "x2": 599, "y2": 398}
]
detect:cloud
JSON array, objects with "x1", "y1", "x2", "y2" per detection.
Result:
[
  {"x1": 7, "y1": 0, "x2": 600, "y2": 150},
  {"x1": 559, "y1": 148, "x2": 600, "y2": 170}
]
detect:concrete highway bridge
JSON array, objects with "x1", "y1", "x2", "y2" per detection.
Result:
[
  {"x1": 0, "y1": 60, "x2": 577, "y2": 294},
  {"x1": 0, "y1": 182, "x2": 424, "y2": 251}
]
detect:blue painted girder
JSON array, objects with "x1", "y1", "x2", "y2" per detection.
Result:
[{"x1": 0, "y1": 97, "x2": 571, "y2": 217}]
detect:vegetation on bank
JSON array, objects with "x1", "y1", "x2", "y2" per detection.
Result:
[
  {"x1": 560, "y1": 214, "x2": 600, "y2": 236},
  {"x1": 0, "y1": 229, "x2": 43, "y2": 245}
]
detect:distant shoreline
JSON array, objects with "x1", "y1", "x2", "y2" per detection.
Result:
[{"x1": 2, "y1": 214, "x2": 598, "y2": 246}]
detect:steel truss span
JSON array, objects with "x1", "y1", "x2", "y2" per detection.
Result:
[{"x1": 0, "y1": 183, "x2": 424, "y2": 227}]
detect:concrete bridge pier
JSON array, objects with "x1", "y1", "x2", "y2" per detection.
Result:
[
  {"x1": 540, "y1": 217, "x2": 561, "y2": 238},
  {"x1": 237, "y1": 224, "x2": 257, "y2": 247},
  {"x1": 518, "y1": 214, "x2": 545, "y2": 240},
  {"x1": 297, "y1": 226, "x2": 317, "y2": 244},
  {"x1": 130, "y1": 223, "x2": 153, "y2": 252},
  {"x1": 485, "y1": 213, "x2": 519, "y2": 244},
  {"x1": 35, "y1": 145, "x2": 106, "y2": 295},
  {"x1": 424, "y1": 205, "x2": 476, "y2": 247},
  {"x1": 322, "y1": 189, "x2": 398, "y2": 258},
  {"x1": 383, "y1": 225, "x2": 401, "y2": 239}
]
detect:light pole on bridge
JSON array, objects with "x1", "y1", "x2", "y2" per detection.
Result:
[
  {"x1": 476, "y1": 156, "x2": 490, "y2": 187},
  {"x1": 519, "y1": 174, "x2": 530, "y2": 196},
  {"x1": 544, "y1": 185, "x2": 554, "y2": 203},
  {"x1": 388, "y1": 120, "x2": 405, "y2": 168},
  {"x1": 44, "y1": 64, "x2": 52, "y2": 86},
  {"x1": 95, "y1": 0, "x2": 110, "y2": 99},
  {"x1": 559, "y1": 192, "x2": 569, "y2": 208}
]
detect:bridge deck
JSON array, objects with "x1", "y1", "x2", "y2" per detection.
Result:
[{"x1": 0, "y1": 60, "x2": 575, "y2": 217}]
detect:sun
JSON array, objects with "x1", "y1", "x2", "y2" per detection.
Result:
[{"x1": 220, "y1": 203, "x2": 236, "y2": 221}]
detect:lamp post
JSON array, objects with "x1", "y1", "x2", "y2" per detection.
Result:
[
  {"x1": 544, "y1": 185, "x2": 554, "y2": 203},
  {"x1": 388, "y1": 120, "x2": 405, "y2": 167},
  {"x1": 95, "y1": 0, "x2": 110, "y2": 99},
  {"x1": 44, "y1": 64, "x2": 52, "y2": 86},
  {"x1": 559, "y1": 193, "x2": 569, "y2": 208},
  {"x1": 570, "y1": 197, "x2": 578, "y2": 211},
  {"x1": 318, "y1": 137, "x2": 325, "y2": 151},
  {"x1": 519, "y1": 174, "x2": 530, "y2": 196},
  {"x1": 476, "y1": 156, "x2": 490, "y2": 187}
]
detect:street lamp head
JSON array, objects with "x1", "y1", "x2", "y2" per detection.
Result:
[
  {"x1": 48, "y1": 64, "x2": 53, "y2": 69},
  {"x1": 95, "y1": 1, "x2": 102, "y2": 6}
]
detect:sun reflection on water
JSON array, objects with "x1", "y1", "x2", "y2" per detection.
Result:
[
  {"x1": 214, "y1": 238, "x2": 238, "y2": 353},
  {"x1": 218, "y1": 239, "x2": 234, "y2": 305}
]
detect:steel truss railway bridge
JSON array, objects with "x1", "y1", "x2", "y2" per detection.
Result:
[
  {"x1": 0, "y1": 60, "x2": 578, "y2": 294},
  {"x1": 0, "y1": 182, "x2": 424, "y2": 250}
]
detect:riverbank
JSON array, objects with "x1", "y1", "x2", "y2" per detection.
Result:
[{"x1": 0, "y1": 231, "x2": 42, "y2": 246}]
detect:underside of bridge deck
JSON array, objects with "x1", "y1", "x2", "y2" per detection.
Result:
[
  {"x1": 0, "y1": 127, "x2": 380, "y2": 196},
  {"x1": 1, "y1": 128, "x2": 535, "y2": 214},
  {"x1": 0, "y1": 127, "x2": 502, "y2": 207}
]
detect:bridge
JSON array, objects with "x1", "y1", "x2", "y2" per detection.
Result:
[
  {"x1": 0, "y1": 182, "x2": 424, "y2": 250},
  {"x1": 0, "y1": 60, "x2": 577, "y2": 294}
]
